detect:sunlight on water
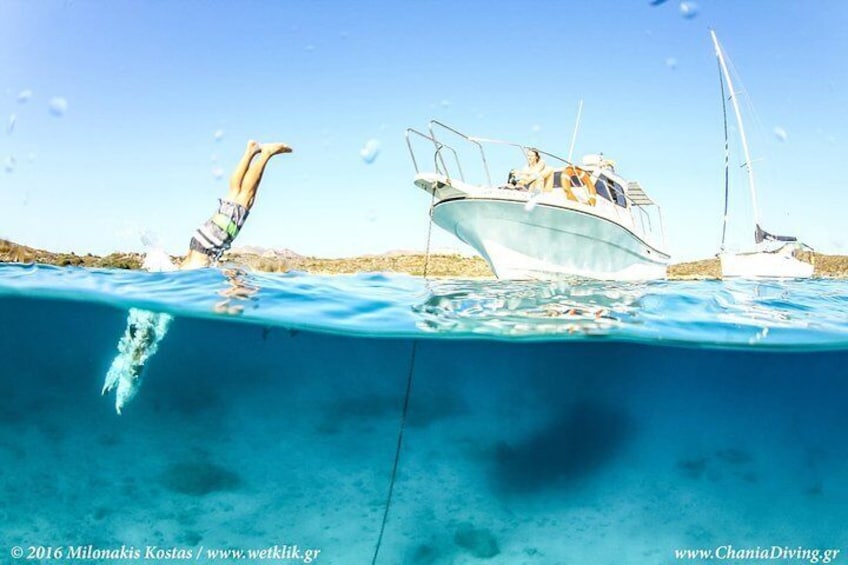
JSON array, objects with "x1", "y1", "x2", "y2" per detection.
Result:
[
  {"x1": 1, "y1": 265, "x2": 846, "y2": 349},
  {"x1": 359, "y1": 138, "x2": 381, "y2": 164},
  {"x1": 48, "y1": 96, "x2": 68, "y2": 117}
]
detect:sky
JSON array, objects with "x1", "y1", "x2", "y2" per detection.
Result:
[{"x1": 1, "y1": 0, "x2": 847, "y2": 261}]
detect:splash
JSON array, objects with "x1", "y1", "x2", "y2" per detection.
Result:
[
  {"x1": 360, "y1": 138, "x2": 381, "y2": 164},
  {"x1": 48, "y1": 97, "x2": 68, "y2": 117},
  {"x1": 679, "y1": 1, "x2": 699, "y2": 19}
]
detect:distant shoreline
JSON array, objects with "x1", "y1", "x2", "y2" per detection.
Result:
[{"x1": 2, "y1": 239, "x2": 847, "y2": 279}]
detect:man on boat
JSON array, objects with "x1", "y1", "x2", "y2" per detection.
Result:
[{"x1": 102, "y1": 140, "x2": 292, "y2": 413}]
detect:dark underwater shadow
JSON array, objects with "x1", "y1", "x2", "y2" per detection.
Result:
[{"x1": 490, "y1": 399, "x2": 633, "y2": 495}]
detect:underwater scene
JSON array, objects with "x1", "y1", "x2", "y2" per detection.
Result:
[{"x1": 0, "y1": 265, "x2": 846, "y2": 564}]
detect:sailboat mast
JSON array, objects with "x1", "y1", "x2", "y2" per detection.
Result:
[{"x1": 710, "y1": 30, "x2": 761, "y2": 232}]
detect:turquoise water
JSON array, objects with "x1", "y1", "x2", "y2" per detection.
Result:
[{"x1": 1, "y1": 264, "x2": 847, "y2": 564}]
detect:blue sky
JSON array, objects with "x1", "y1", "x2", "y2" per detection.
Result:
[{"x1": 1, "y1": 0, "x2": 846, "y2": 261}]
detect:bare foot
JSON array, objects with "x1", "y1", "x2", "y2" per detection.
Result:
[
  {"x1": 261, "y1": 142, "x2": 293, "y2": 157},
  {"x1": 247, "y1": 139, "x2": 261, "y2": 156}
]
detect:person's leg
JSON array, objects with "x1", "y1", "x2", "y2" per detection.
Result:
[
  {"x1": 231, "y1": 142, "x2": 292, "y2": 210},
  {"x1": 226, "y1": 140, "x2": 262, "y2": 202}
]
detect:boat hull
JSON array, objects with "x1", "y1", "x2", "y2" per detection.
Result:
[
  {"x1": 432, "y1": 197, "x2": 669, "y2": 280},
  {"x1": 719, "y1": 250, "x2": 814, "y2": 279}
]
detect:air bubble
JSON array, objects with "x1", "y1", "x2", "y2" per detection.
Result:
[
  {"x1": 7, "y1": 114, "x2": 15, "y2": 134},
  {"x1": 17, "y1": 90, "x2": 32, "y2": 103},
  {"x1": 531, "y1": 124, "x2": 541, "y2": 133},
  {"x1": 665, "y1": 57, "x2": 678, "y2": 70},
  {"x1": 214, "y1": 130, "x2": 224, "y2": 141},
  {"x1": 49, "y1": 97, "x2": 68, "y2": 117},
  {"x1": 212, "y1": 166, "x2": 224, "y2": 180},
  {"x1": 359, "y1": 139, "x2": 381, "y2": 164},
  {"x1": 679, "y1": 1, "x2": 699, "y2": 19},
  {"x1": 4, "y1": 156, "x2": 16, "y2": 173},
  {"x1": 773, "y1": 127, "x2": 788, "y2": 142},
  {"x1": 440, "y1": 99, "x2": 451, "y2": 108}
]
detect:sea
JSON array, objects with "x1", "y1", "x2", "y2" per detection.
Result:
[{"x1": 0, "y1": 263, "x2": 846, "y2": 565}]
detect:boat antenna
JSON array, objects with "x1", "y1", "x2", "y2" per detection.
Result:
[
  {"x1": 568, "y1": 99, "x2": 583, "y2": 163},
  {"x1": 716, "y1": 47, "x2": 730, "y2": 252},
  {"x1": 710, "y1": 30, "x2": 761, "y2": 238}
]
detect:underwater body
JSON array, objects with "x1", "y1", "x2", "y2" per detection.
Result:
[{"x1": 0, "y1": 264, "x2": 846, "y2": 564}]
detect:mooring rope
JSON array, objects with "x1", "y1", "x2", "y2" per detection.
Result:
[{"x1": 371, "y1": 188, "x2": 436, "y2": 564}]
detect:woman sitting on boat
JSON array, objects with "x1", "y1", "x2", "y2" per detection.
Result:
[{"x1": 509, "y1": 148, "x2": 553, "y2": 191}]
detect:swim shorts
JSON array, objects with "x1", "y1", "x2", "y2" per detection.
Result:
[{"x1": 189, "y1": 199, "x2": 249, "y2": 261}]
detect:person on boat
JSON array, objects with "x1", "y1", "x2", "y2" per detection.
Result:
[
  {"x1": 509, "y1": 148, "x2": 553, "y2": 191},
  {"x1": 102, "y1": 139, "x2": 292, "y2": 414},
  {"x1": 181, "y1": 139, "x2": 293, "y2": 269}
]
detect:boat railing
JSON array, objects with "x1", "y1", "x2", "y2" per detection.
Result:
[
  {"x1": 411, "y1": 120, "x2": 577, "y2": 189},
  {"x1": 405, "y1": 127, "x2": 464, "y2": 182}
]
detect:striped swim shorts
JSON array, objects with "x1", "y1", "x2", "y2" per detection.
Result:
[{"x1": 189, "y1": 199, "x2": 250, "y2": 261}]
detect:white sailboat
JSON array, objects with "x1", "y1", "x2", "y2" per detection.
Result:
[{"x1": 710, "y1": 30, "x2": 814, "y2": 279}]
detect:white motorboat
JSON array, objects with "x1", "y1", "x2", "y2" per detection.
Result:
[
  {"x1": 711, "y1": 30, "x2": 814, "y2": 279},
  {"x1": 405, "y1": 121, "x2": 670, "y2": 280}
]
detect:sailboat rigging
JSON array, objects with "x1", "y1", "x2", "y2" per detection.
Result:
[{"x1": 710, "y1": 30, "x2": 814, "y2": 278}]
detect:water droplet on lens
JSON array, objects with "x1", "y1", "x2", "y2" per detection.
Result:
[
  {"x1": 214, "y1": 129, "x2": 224, "y2": 141},
  {"x1": 49, "y1": 97, "x2": 68, "y2": 117},
  {"x1": 665, "y1": 57, "x2": 678, "y2": 70},
  {"x1": 679, "y1": 1, "x2": 699, "y2": 19},
  {"x1": 17, "y1": 89, "x2": 32, "y2": 103},
  {"x1": 4, "y1": 156, "x2": 16, "y2": 173},
  {"x1": 212, "y1": 166, "x2": 224, "y2": 179},
  {"x1": 773, "y1": 126, "x2": 788, "y2": 142},
  {"x1": 360, "y1": 138, "x2": 381, "y2": 164},
  {"x1": 7, "y1": 114, "x2": 15, "y2": 134}
]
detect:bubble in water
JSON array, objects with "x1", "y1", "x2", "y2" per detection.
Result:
[
  {"x1": 17, "y1": 89, "x2": 32, "y2": 103},
  {"x1": 214, "y1": 129, "x2": 224, "y2": 141},
  {"x1": 27, "y1": 152, "x2": 36, "y2": 162},
  {"x1": 665, "y1": 57, "x2": 678, "y2": 70},
  {"x1": 650, "y1": 0, "x2": 668, "y2": 5},
  {"x1": 7, "y1": 114, "x2": 15, "y2": 134},
  {"x1": 48, "y1": 97, "x2": 68, "y2": 116},
  {"x1": 773, "y1": 126, "x2": 788, "y2": 142},
  {"x1": 305, "y1": 44, "x2": 316, "y2": 53},
  {"x1": 212, "y1": 166, "x2": 224, "y2": 180},
  {"x1": 679, "y1": 1, "x2": 699, "y2": 19},
  {"x1": 359, "y1": 138, "x2": 381, "y2": 164},
  {"x1": 440, "y1": 99, "x2": 451, "y2": 108},
  {"x1": 4, "y1": 156, "x2": 16, "y2": 173},
  {"x1": 531, "y1": 124, "x2": 541, "y2": 133},
  {"x1": 367, "y1": 208, "x2": 378, "y2": 223}
]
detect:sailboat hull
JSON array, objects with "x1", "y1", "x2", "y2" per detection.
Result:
[
  {"x1": 432, "y1": 197, "x2": 669, "y2": 280},
  {"x1": 719, "y1": 250, "x2": 814, "y2": 279}
]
